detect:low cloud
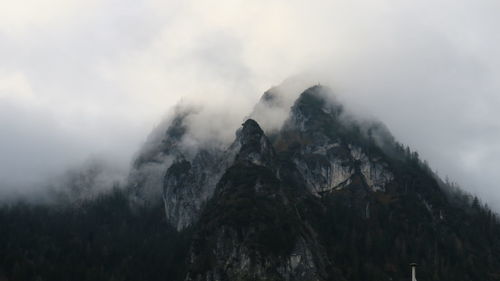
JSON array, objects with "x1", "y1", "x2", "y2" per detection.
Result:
[{"x1": 0, "y1": 0, "x2": 499, "y2": 210}]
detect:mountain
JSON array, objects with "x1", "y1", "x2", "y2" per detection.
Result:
[{"x1": 1, "y1": 84, "x2": 500, "y2": 281}]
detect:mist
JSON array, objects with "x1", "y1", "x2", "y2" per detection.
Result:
[{"x1": 0, "y1": 0, "x2": 499, "y2": 209}]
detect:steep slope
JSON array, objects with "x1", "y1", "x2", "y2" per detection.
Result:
[
  {"x1": 168, "y1": 85, "x2": 500, "y2": 281},
  {"x1": 277, "y1": 85, "x2": 395, "y2": 196},
  {"x1": 185, "y1": 120, "x2": 335, "y2": 281},
  {"x1": 128, "y1": 108, "x2": 191, "y2": 204},
  {"x1": 163, "y1": 146, "x2": 230, "y2": 230},
  {"x1": 128, "y1": 107, "x2": 233, "y2": 230},
  {"x1": 2, "y1": 84, "x2": 500, "y2": 281}
]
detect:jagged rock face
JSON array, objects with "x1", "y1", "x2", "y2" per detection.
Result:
[
  {"x1": 278, "y1": 86, "x2": 394, "y2": 196},
  {"x1": 248, "y1": 78, "x2": 309, "y2": 133},
  {"x1": 128, "y1": 111, "x2": 189, "y2": 204},
  {"x1": 187, "y1": 226, "x2": 323, "y2": 281},
  {"x1": 129, "y1": 108, "x2": 233, "y2": 230},
  {"x1": 163, "y1": 148, "x2": 228, "y2": 231},
  {"x1": 349, "y1": 145, "x2": 394, "y2": 192},
  {"x1": 159, "y1": 86, "x2": 396, "y2": 236},
  {"x1": 185, "y1": 122, "x2": 332, "y2": 281},
  {"x1": 163, "y1": 119, "x2": 280, "y2": 231},
  {"x1": 234, "y1": 119, "x2": 276, "y2": 167},
  {"x1": 139, "y1": 85, "x2": 464, "y2": 281}
]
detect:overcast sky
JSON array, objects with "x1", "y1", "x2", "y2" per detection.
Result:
[{"x1": 0, "y1": 0, "x2": 499, "y2": 208}]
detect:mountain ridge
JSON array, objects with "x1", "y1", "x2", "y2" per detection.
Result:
[
  {"x1": 1, "y1": 84, "x2": 500, "y2": 281},
  {"x1": 150, "y1": 84, "x2": 500, "y2": 280}
]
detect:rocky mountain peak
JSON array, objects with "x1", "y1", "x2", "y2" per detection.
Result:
[
  {"x1": 284, "y1": 86, "x2": 344, "y2": 138},
  {"x1": 239, "y1": 119, "x2": 264, "y2": 140},
  {"x1": 4, "y1": 82, "x2": 500, "y2": 281},
  {"x1": 260, "y1": 88, "x2": 283, "y2": 107},
  {"x1": 133, "y1": 109, "x2": 191, "y2": 169},
  {"x1": 234, "y1": 119, "x2": 276, "y2": 167},
  {"x1": 294, "y1": 85, "x2": 343, "y2": 116},
  {"x1": 126, "y1": 110, "x2": 192, "y2": 205}
]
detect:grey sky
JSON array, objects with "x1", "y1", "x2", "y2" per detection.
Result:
[{"x1": 0, "y1": 0, "x2": 499, "y2": 208}]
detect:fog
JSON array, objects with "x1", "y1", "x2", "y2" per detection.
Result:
[{"x1": 0, "y1": 0, "x2": 499, "y2": 209}]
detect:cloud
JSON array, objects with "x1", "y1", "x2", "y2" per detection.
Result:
[
  {"x1": 0, "y1": 0, "x2": 499, "y2": 210},
  {"x1": 0, "y1": 71, "x2": 36, "y2": 104},
  {"x1": 0, "y1": 0, "x2": 91, "y2": 34}
]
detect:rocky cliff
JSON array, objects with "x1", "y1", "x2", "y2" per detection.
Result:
[
  {"x1": 128, "y1": 85, "x2": 500, "y2": 281},
  {"x1": 3, "y1": 84, "x2": 500, "y2": 281}
]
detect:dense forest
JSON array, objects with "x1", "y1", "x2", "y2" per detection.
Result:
[
  {"x1": 0, "y1": 189, "x2": 190, "y2": 281},
  {"x1": 2, "y1": 133, "x2": 498, "y2": 281}
]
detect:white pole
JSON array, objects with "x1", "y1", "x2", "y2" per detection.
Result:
[{"x1": 410, "y1": 263, "x2": 417, "y2": 281}]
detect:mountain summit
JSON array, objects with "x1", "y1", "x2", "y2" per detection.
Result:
[
  {"x1": 1, "y1": 84, "x2": 500, "y2": 281},
  {"x1": 135, "y1": 85, "x2": 500, "y2": 281}
]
